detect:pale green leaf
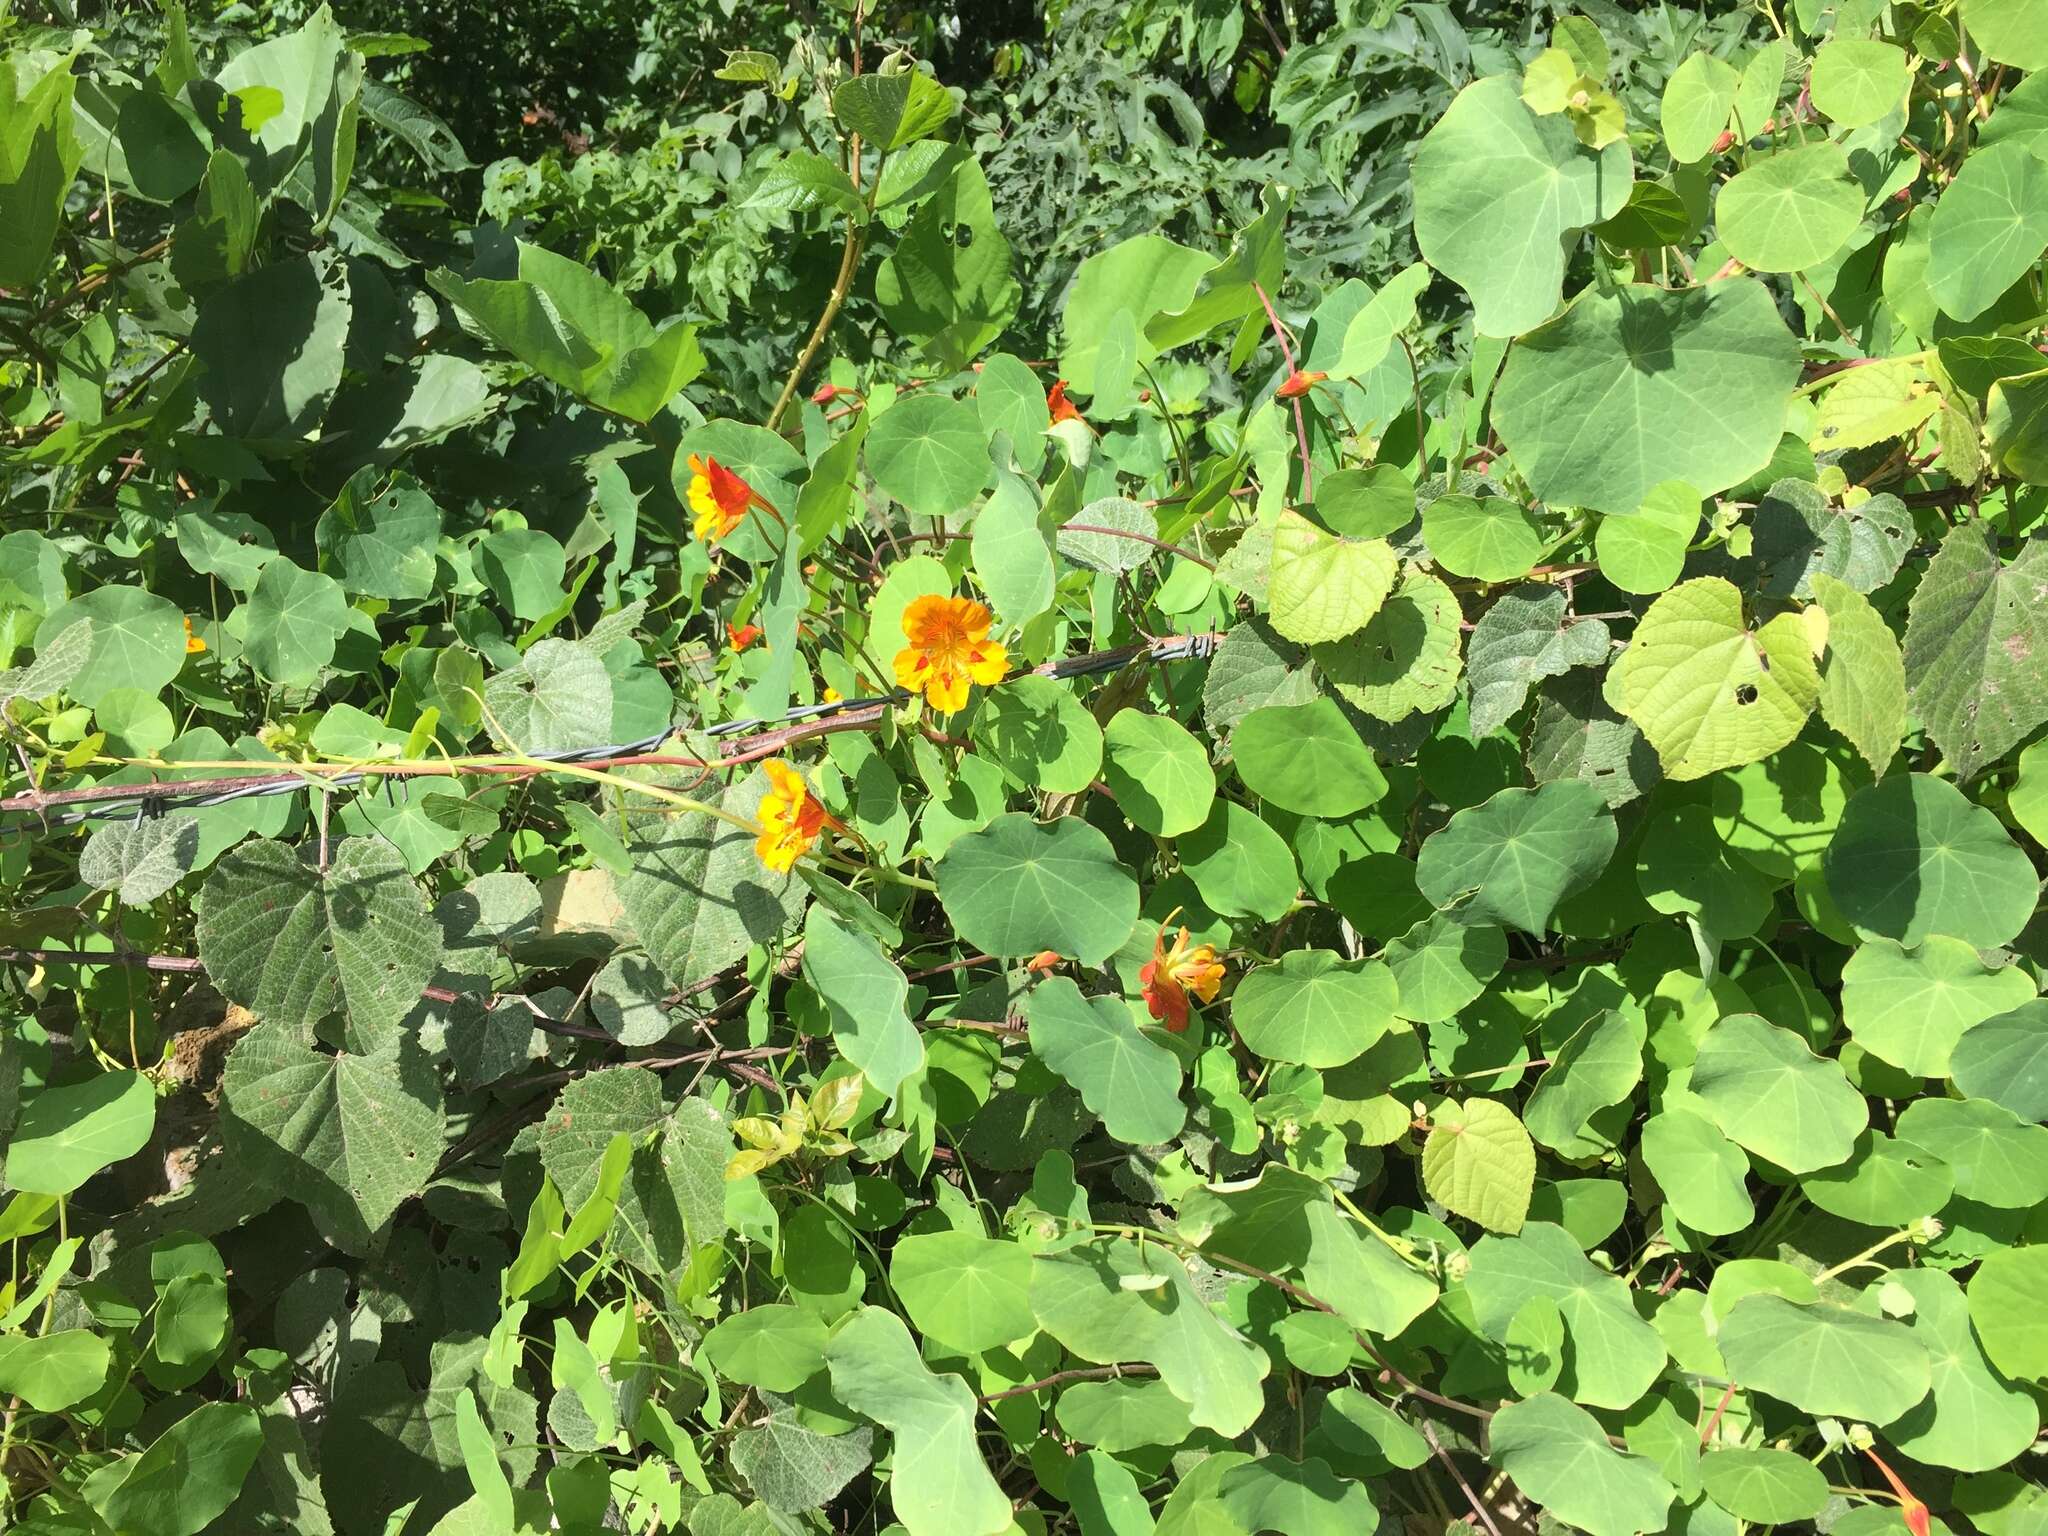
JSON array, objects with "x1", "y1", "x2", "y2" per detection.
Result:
[
  {"x1": 1608, "y1": 577, "x2": 1820, "y2": 780},
  {"x1": 1421, "y1": 1097, "x2": 1535, "y2": 1234}
]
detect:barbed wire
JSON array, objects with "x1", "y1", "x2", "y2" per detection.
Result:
[{"x1": 3, "y1": 632, "x2": 1224, "y2": 830}]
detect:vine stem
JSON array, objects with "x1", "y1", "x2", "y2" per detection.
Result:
[
  {"x1": 1813, "y1": 1228, "x2": 1915, "y2": 1282},
  {"x1": 1419, "y1": 1418, "x2": 1504, "y2": 1536},
  {"x1": 1251, "y1": 282, "x2": 1314, "y2": 499},
  {"x1": 979, "y1": 1363, "x2": 1160, "y2": 1405},
  {"x1": 765, "y1": 144, "x2": 888, "y2": 432}
]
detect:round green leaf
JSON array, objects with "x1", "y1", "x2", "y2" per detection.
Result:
[
  {"x1": 1100, "y1": 711, "x2": 1214, "y2": 838},
  {"x1": 1384, "y1": 912, "x2": 1507, "y2": 1023},
  {"x1": 1716, "y1": 1294, "x2": 1932, "y2": 1423},
  {"x1": 1524, "y1": 1010, "x2": 1644, "y2": 1156},
  {"x1": 1701, "y1": 1448, "x2": 1828, "y2": 1522},
  {"x1": 1493, "y1": 280, "x2": 1802, "y2": 513},
  {"x1": 1886, "y1": 1267, "x2": 2039, "y2": 1473},
  {"x1": 33, "y1": 585, "x2": 185, "y2": 709},
  {"x1": 889, "y1": 1232, "x2": 1036, "y2": 1354},
  {"x1": 976, "y1": 352, "x2": 1050, "y2": 474},
  {"x1": 1800, "y1": 1130, "x2": 1953, "y2": 1226},
  {"x1": 972, "y1": 468, "x2": 1054, "y2": 625},
  {"x1": 935, "y1": 813, "x2": 1139, "y2": 965},
  {"x1": 6, "y1": 1070, "x2": 156, "y2": 1196},
  {"x1": 315, "y1": 472, "x2": 442, "y2": 601},
  {"x1": 1595, "y1": 481, "x2": 1700, "y2": 596},
  {"x1": 701, "y1": 1304, "x2": 829, "y2": 1391},
  {"x1": 477, "y1": 527, "x2": 567, "y2": 622},
  {"x1": 1967, "y1": 1246, "x2": 2048, "y2": 1381},
  {"x1": 1415, "y1": 781, "x2": 1617, "y2": 935},
  {"x1": 1690, "y1": 1013, "x2": 1867, "y2": 1174},
  {"x1": 1661, "y1": 52, "x2": 1740, "y2": 162},
  {"x1": 1894, "y1": 1096, "x2": 2048, "y2": 1208},
  {"x1": 1412, "y1": 76, "x2": 1633, "y2": 337},
  {"x1": 1641, "y1": 1107, "x2": 1754, "y2": 1236},
  {"x1": 97, "y1": 1401, "x2": 263, "y2": 1536},
  {"x1": 1951, "y1": 1001, "x2": 2048, "y2": 1122},
  {"x1": 1824, "y1": 773, "x2": 2038, "y2": 948},
  {"x1": 1716, "y1": 143, "x2": 1863, "y2": 272},
  {"x1": 1927, "y1": 142, "x2": 2048, "y2": 322},
  {"x1": 1055, "y1": 1378, "x2": 1194, "y2": 1452},
  {"x1": 1709, "y1": 740, "x2": 1854, "y2": 878},
  {"x1": 973, "y1": 675, "x2": 1103, "y2": 795},
  {"x1": 1960, "y1": 0, "x2": 2048, "y2": 72},
  {"x1": 1176, "y1": 800, "x2": 1298, "y2": 923},
  {"x1": 864, "y1": 394, "x2": 991, "y2": 519},
  {"x1": 1466, "y1": 1224, "x2": 1668, "y2": 1409},
  {"x1": 1422, "y1": 494, "x2": 1547, "y2": 582},
  {"x1": 1231, "y1": 950, "x2": 1397, "y2": 1067},
  {"x1": 1231, "y1": 697, "x2": 1385, "y2": 818},
  {"x1": 0, "y1": 1331, "x2": 111, "y2": 1412},
  {"x1": 94, "y1": 688, "x2": 175, "y2": 757},
  {"x1": 1810, "y1": 39, "x2": 1911, "y2": 129},
  {"x1": 1840, "y1": 936, "x2": 2035, "y2": 1077},
  {"x1": 1313, "y1": 464, "x2": 1413, "y2": 539},
  {"x1": 242, "y1": 558, "x2": 353, "y2": 687}
]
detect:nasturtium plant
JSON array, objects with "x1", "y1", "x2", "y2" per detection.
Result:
[{"x1": 2, "y1": 2, "x2": 2048, "y2": 1533}]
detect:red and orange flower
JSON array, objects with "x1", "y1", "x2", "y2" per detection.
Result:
[
  {"x1": 1274, "y1": 368, "x2": 1327, "y2": 400},
  {"x1": 726, "y1": 621, "x2": 763, "y2": 652},
  {"x1": 754, "y1": 760, "x2": 843, "y2": 874},
  {"x1": 1046, "y1": 379, "x2": 1083, "y2": 426},
  {"x1": 892, "y1": 594, "x2": 1007, "y2": 714},
  {"x1": 686, "y1": 453, "x2": 772, "y2": 544},
  {"x1": 1138, "y1": 912, "x2": 1225, "y2": 1033}
]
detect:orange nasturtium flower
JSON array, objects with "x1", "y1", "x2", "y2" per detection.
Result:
[
  {"x1": 726, "y1": 621, "x2": 763, "y2": 652},
  {"x1": 1138, "y1": 911, "x2": 1225, "y2": 1033},
  {"x1": 182, "y1": 617, "x2": 207, "y2": 655},
  {"x1": 1865, "y1": 1451, "x2": 1930, "y2": 1536},
  {"x1": 1025, "y1": 950, "x2": 1062, "y2": 975},
  {"x1": 685, "y1": 453, "x2": 763, "y2": 544},
  {"x1": 1046, "y1": 379, "x2": 1083, "y2": 426},
  {"x1": 1274, "y1": 367, "x2": 1327, "y2": 400},
  {"x1": 893, "y1": 595, "x2": 1007, "y2": 713},
  {"x1": 754, "y1": 760, "x2": 842, "y2": 874}
]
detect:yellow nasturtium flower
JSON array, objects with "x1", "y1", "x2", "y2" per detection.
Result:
[
  {"x1": 753, "y1": 759, "x2": 839, "y2": 874},
  {"x1": 892, "y1": 594, "x2": 1007, "y2": 713},
  {"x1": 1139, "y1": 912, "x2": 1226, "y2": 1033},
  {"x1": 685, "y1": 453, "x2": 758, "y2": 544}
]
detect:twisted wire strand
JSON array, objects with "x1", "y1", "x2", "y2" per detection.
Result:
[{"x1": 5, "y1": 633, "x2": 1224, "y2": 829}]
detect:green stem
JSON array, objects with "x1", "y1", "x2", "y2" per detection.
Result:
[{"x1": 1814, "y1": 1229, "x2": 1915, "y2": 1283}]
